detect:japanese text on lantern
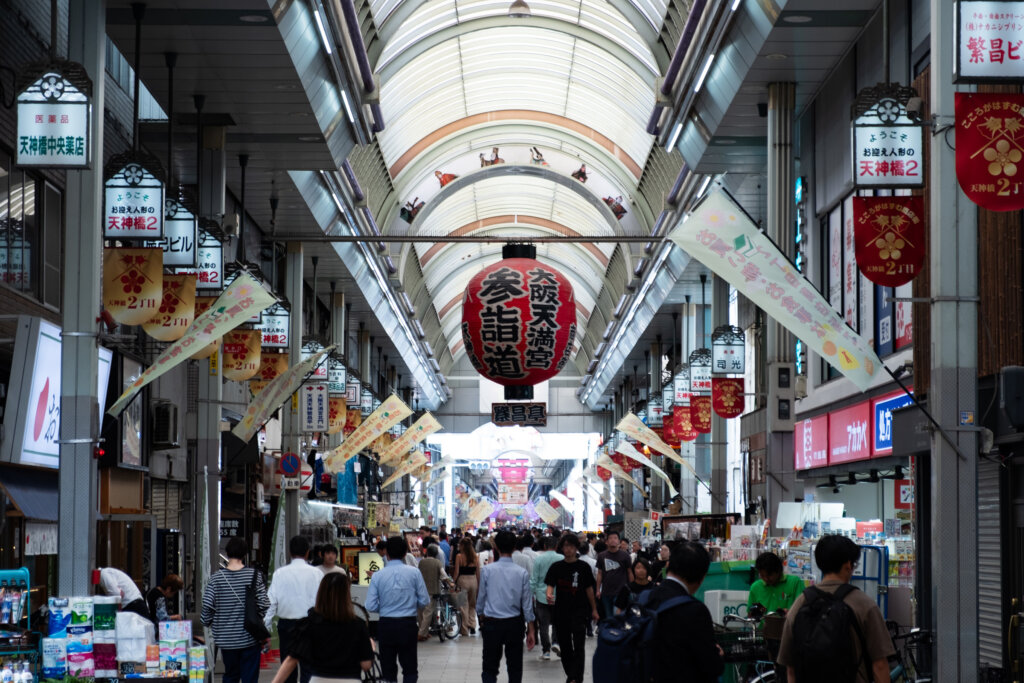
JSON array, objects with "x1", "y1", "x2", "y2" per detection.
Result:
[
  {"x1": 478, "y1": 267, "x2": 525, "y2": 378},
  {"x1": 525, "y1": 267, "x2": 560, "y2": 369}
]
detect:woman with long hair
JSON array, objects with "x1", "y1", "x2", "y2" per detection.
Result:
[
  {"x1": 269, "y1": 573, "x2": 373, "y2": 683},
  {"x1": 453, "y1": 537, "x2": 479, "y2": 636}
]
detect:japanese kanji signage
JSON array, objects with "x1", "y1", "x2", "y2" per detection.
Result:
[
  {"x1": 661, "y1": 385, "x2": 674, "y2": 414},
  {"x1": 152, "y1": 199, "x2": 197, "y2": 267},
  {"x1": 326, "y1": 394, "x2": 413, "y2": 471},
  {"x1": 102, "y1": 247, "x2": 163, "y2": 326},
  {"x1": 232, "y1": 345, "x2": 335, "y2": 443},
  {"x1": 461, "y1": 249, "x2": 576, "y2": 392},
  {"x1": 224, "y1": 268, "x2": 263, "y2": 323},
  {"x1": 712, "y1": 377, "x2": 744, "y2": 419},
  {"x1": 852, "y1": 197, "x2": 926, "y2": 286},
  {"x1": 222, "y1": 329, "x2": 262, "y2": 381},
  {"x1": 142, "y1": 274, "x2": 196, "y2": 342},
  {"x1": 328, "y1": 396, "x2": 346, "y2": 435},
  {"x1": 688, "y1": 349, "x2": 712, "y2": 394},
  {"x1": 794, "y1": 414, "x2": 829, "y2": 470},
  {"x1": 256, "y1": 352, "x2": 289, "y2": 382},
  {"x1": 16, "y1": 64, "x2": 91, "y2": 168},
  {"x1": 690, "y1": 395, "x2": 712, "y2": 433},
  {"x1": 852, "y1": 94, "x2": 923, "y2": 188},
  {"x1": 673, "y1": 366, "x2": 690, "y2": 405},
  {"x1": 491, "y1": 402, "x2": 547, "y2": 427},
  {"x1": 360, "y1": 388, "x2": 374, "y2": 416},
  {"x1": 670, "y1": 190, "x2": 885, "y2": 391},
  {"x1": 345, "y1": 377, "x2": 361, "y2": 407},
  {"x1": 109, "y1": 271, "x2": 277, "y2": 417},
  {"x1": 303, "y1": 341, "x2": 329, "y2": 380},
  {"x1": 259, "y1": 302, "x2": 289, "y2": 348},
  {"x1": 828, "y1": 400, "x2": 871, "y2": 465},
  {"x1": 328, "y1": 358, "x2": 347, "y2": 394},
  {"x1": 300, "y1": 383, "x2": 329, "y2": 432},
  {"x1": 379, "y1": 413, "x2": 442, "y2": 466},
  {"x1": 956, "y1": 92, "x2": 1024, "y2": 210},
  {"x1": 955, "y1": 1, "x2": 1024, "y2": 81},
  {"x1": 648, "y1": 398, "x2": 664, "y2": 427},
  {"x1": 104, "y1": 152, "x2": 165, "y2": 239},
  {"x1": 711, "y1": 325, "x2": 745, "y2": 374},
  {"x1": 175, "y1": 231, "x2": 223, "y2": 290}
]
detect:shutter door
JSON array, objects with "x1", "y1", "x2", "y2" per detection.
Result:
[{"x1": 977, "y1": 458, "x2": 1003, "y2": 668}]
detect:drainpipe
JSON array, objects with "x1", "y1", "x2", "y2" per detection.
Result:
[
  {"x1": 648, "y1": 0, "x2": 708, "y2": 135},
  {"x1": 666, "y1": 163, "x2": 691, "y2": 207},
  {"x1": 341, "y1": 160, "x2": 365, "y2": 202},
  {"x1": 338, "y1": 0, "x2": 375, "y2": 94}
]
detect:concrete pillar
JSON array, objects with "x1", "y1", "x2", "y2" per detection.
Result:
[
  {"x1": 679, "y1": 302, "x2": 697, "y2": 514},
  {"x1": 710, "y1": 276, "x2": 729, "y2": 513},
  {"x1": 59, "y1": 0, "x2": 105, "y2": 595},
  {"x1": 197, "y1": 353, "x2": 222, "y2": 575},
  {"x1": 929, "y1": 1, "x2": 978, "y2": 677},
  {"x1": 649, "y1": 340, "x2": 663, "y2": 510},
  {"x1": 284, "y1": 243, "x2": 303, "y2": 539},
  {"x1": 359, "y1": 326, "x2": 370, "y2": 382},
  {"x1": 766, "y1": 82, "x2": 795, "y2": 363}
]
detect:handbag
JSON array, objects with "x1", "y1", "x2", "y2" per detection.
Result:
[{"x1": 222, "y1": 568, "x2": 270, "y2": 642}]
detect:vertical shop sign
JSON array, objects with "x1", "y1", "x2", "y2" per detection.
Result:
[
  {"x1": 328, "y1": 358, "x2": 347, "y2": 394},
  {"x1": 875, "y1": 286, "x2": 894, "y2": 357},
  {"x1": 852, "y1": 91, "x2": 924, "y2": 188},
  {"x1": 661, "y1": 385, "x2": 674, "y2": 415},
  {"x1": 843, "y1": 195, "x2": 858, "y2": 329},
  {"x1": 955, "y1": 2, "x2": 1024, "y2": 81},
  {"x1": 955, "y1": 92, "x2": 1024, "y2": 211},
  {"x1": 894, "y1": 281, "x2": 914, "y2": 349},
  {"x1": 176, "y1": 231, "x2": 223, "y2": 290},
  {"x1": 345, "y1": 377, "x2": 361, "y2": 407},
  {"x1": 827, "y1": 401, "x2": 872, "y2": 465},
  {"x1": 673, "y1": 366, "x2": 690, "y2": 405},
  {"x1": 300, "y1": 383, "x2": 328, "y2": 432},
  {"x1": 711, "y1": 325, "x2": 745, "y2": 374},
  {"x1": 688, "y1": 349, "x2": 712, "y2": 394},
  {"x1": 302, "y1": 341, "x2": 329, "y2": 380},
  {"x1": 103, "y1": 152, "x2": 165, "y2": 239},
  {"x1": 16, "y1": 65, "x2": 91, "y2": 168},
  {"x1": 258, "y1": 302, "x2": 289, "y2": 348},
  {"x1": 794, "y1": 414, "x2": 829, "y2": 470},
  {"x1": 360, "y1": 388, "x2": 374, "y2": 416},
  {"x1": 153, "y1": 199, "x2": 197, "y2": 267}
]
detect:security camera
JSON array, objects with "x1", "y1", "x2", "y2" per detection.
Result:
[{"x1": 906, "y1": 97, "x2": 924, "y2": 123}]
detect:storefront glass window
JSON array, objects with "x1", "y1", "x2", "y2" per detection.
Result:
[{"x1": 0, "y1": 151, "x2": 38, "y2": 295}]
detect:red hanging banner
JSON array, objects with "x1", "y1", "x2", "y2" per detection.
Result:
[
  {"x1": 676, "y1": 404, "x2": 699, "y2": 442},
  {"x1": 662, "y1": 406, "x2": 680, "y2": 448},
  {"x1": 690, "y1": 396, "x2": 712, "y2": 434},
  {"x1": 956, "y1": 92, "x2": 1024, "y2": 211},
  {"x1": 712, "y1": 377, "x2": 745, "y2": 419},
  {"x1": 596, "y1": 466, "x2": 612, "y2": 481},
  {"x1": 852, "y1": 197, "x2": 926, "y2": 287}
]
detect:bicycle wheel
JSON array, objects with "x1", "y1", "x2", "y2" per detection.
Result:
[{"x1": 444, "y1": 609, "x2": 462, "y2": 640}]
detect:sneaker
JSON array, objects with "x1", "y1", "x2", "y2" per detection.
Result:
[
  {"x1": 541, "y1": 652, "x2": 551, "y2": 661},
  {"x1": 551, "y1": 644, "x2": 561, "y2": 656}
]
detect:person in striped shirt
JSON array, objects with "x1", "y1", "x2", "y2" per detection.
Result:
[{"x1": 202, "y1": 537, "x2": 270, "y2": 683}]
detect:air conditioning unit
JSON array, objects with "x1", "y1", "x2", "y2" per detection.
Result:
[{"x1": 152, "y1": 401, "x2": 180, "y2": 449}]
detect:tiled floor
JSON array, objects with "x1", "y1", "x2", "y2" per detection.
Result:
[{"x1": 254, "y1": 630, "x2": 595, "y2": 683}]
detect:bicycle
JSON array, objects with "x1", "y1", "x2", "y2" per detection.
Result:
[
  {"x1": 429, "y1": 585, "x2": 463, "y2": 642},
  {"x1": 716, "y1": 612, "x2": 780, "y2": 683},
  {"x1": 887, "y1": 625, "x2": 932, "y2": 682}
]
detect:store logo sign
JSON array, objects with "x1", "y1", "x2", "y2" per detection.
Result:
[{"x1": 872, "y1": 390, "x2": 914, "y2": 456}]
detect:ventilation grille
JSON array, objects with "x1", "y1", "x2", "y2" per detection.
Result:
[
  {"x1": 638, "y1": 145, "x2": 685, "y2": 219},
  {"x1": 346, "y1": 139, "x2": 394, "y2": 222},
  {"x1": 658, "y1": 0, "x2": 697, "y2": 57}
]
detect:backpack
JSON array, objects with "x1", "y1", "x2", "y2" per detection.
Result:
[
  {"x1": 592, "y1": 589, "x2": 692, "y2": 683},
  {"x1": 790, "y1": 584, "x2": 872, "y2": 683}
]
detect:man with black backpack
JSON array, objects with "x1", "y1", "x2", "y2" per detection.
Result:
[{"x1": 777, "y1": 535, "x2": 895, "y2": 683}]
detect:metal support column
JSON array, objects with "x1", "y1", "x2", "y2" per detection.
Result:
[
  {"x1": 59, "y1": 0, "x2": 105, "y2": 595},
  {"x1": 648, "y1": 340, "x2": 663, "y2": 511},
  {"x1": 358, "y1": 326, "x2": 370, "y2": 382},
  {"x1": 197, "y1": 352, "x2": 221, "y2": 573},
  {"x1": 710, "y1": 276, "x2": 729, "y2": 513},
  {"x1": 284, "y1": 243, "x2": 304, "y2": 539},
  {"x1": 766, "y1": 82, "x2": 795, "y2": 363},
  {"x1": 929, "y1": 1, "x2": 978, "y2": 678},
  {"x1": 679, "y1": 302, "x2": 697, "y2": 514}
]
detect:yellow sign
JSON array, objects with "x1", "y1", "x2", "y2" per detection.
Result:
[
  {"x1": 468, "y1": 499, "x2": 495, "y2": 524},
  {"x1": 325, "y1": 394, "x2": 412, "y2": 472},
  {"x1": 357, "y1": 551, "x2": 384, "y2": 587},
  {"x1": 670, "y1": 190, "x2": 884, "y2": 390},
  {"x1": 103, "y1": 247, "x2": 163, "y2": 326},
  {"x1": 381, "y1": 452, "x2": 428, "y2": 489},
  {"x1": 379, "y1": 413, "x2": 442, "y2": 466},
  {"x1": 109, "y1": 272, "x2": 276, "y2": 417},
  {"x1": 142, "y1": 274, "x2": 196, "y2": 341},
  {"x1": 222, "y1": 329, "x2": 262, "y2": 381}
]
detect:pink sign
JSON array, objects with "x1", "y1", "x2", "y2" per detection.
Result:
[
  {"x1": 828, "y1": 401, "x2": 871, "y2": 465},
  {"x1": 794, "y1": 414, "x2": 828, "y2": 470}
]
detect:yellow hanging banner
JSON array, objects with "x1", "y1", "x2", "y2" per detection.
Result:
[
  {"x1": 143, "y1": 274, "x2": 196, "y2": 341},
  {"x1": 325, "y1": 394, "x2": 412, "y2": 472},
  {"x1": 103, "y1": 247, "x2": 164, "y2": 326},
  {"x1": 190, "y1": 296, "x2": 221, "y2": 359},
  {"x1": 382, "y1": 452, "x2": 428, "y2": 489},
  {"x1": 255, "y1": 352, "x2": 289, "y2": 382},
  {"x1": 328, "y1": 396, "x2": 346, "y2": 435},
  {"x1": 379, "y1": 413, "x2": 442, "y2": 466}
]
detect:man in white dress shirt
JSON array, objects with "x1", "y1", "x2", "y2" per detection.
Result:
[{"x1": 264, "y1": 536, "x2": 323, "y2": 683}]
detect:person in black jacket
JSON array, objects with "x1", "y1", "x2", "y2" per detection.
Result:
[{"x1": 647, "y1": 541, "x2": 724, "y2": 683}]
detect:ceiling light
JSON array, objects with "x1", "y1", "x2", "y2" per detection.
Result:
[
  {"x1": 782, "y1": 14, "x2": 813, "y2": 23},
  {"x1": 665, "y1": 122, "x2": 683, "y2": 152},
  {"x1": 698, "y1": 176, "x2": 712, "y2": 197},
  {"x1": 694, "y1": 53, "x2": 715, "y2": 92},
  {"x1": 298, "y1": 135, "x2": 322, "y2": 141},
  {"x1": 508, "y1": 0, "x2": 531, "y2": 17},
  {"x1": 765, "y1": 53, "x2": 788, "y2": 60},
  {"x1": 239, "y1": 14, "x2": 270, "y2": 22},
  {"x1": 731, "y1": 0, "x2": 742, "y2": 9},
  {"x1": 313, "y1": 9, "x2": 333, "y2": 55},
  {"x1": 341, "y1": 90, "x2": 355, "y2": 123}
]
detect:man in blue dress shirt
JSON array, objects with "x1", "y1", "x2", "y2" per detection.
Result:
[
  {"x1": 367, "y1": 536, "x2": 431, "y2": 683},
  {"x1": 477, "y1": 530, "x2": 536, "y2": 683}
]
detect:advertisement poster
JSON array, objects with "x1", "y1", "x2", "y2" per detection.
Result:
[{"x1": 794, "y1": 414, "x2": 829, "y2": 470}]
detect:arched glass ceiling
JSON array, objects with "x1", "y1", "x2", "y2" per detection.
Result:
[
  {"x1": 378, "y1": 0, "x2": 659, "y2": 77},
  {"x1": 376, "y1": 25, "x2": 657, "y2": 173}
]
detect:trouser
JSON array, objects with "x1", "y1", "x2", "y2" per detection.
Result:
[
  {"x1": 418, "y1": 598, "x2": 437, "y2": 638},
  {"x1": 480, "y1": 617, "x2": 525, "y2": 683},
  {"x1": 457, "y1": 575, "x2": 478, "y2": 634},
  {"x1": 220, "y1": 644, "x2": 261, "y2": 683},
  {"x1": 377, "y1": 616, "x2": 419, "y2": 683},
  {"x1": 277, "y1": 618, "x2": 312, "y2": 683},
  {"x1": 553, "y1": 616, "x2": 587, "y2": 683},
  {"x1": 599, "y1": 594, "x2": 617, "y2": 620},
  {"x1": 122, "y1": 598, "x2": 151, "y2": 621},
  {"x1": 535, "y1": 601, "x2": 558, "y2": 653}
]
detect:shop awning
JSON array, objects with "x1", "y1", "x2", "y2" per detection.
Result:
[{"x1": 0, "y1": 465, "x2": 59, "y2": 522}]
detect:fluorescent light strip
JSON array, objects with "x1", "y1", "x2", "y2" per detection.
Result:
[
  {"x1": 695, "y1": 53, "x2": 715, "y2": 92},
  {"x1": 313, "y1": 8, "x2": 332, "y2": 55},
  {"x1": 666, "y1": 122, "x2": 683, "y2": 152},
  {"x1": 340, "y1": 89, "x2": 355, "y2": 123},
  {"x1": 698, "y1": 175, "x2": 712, "y2": 197},
  {"x1": 731, "y1": 0, "x2": 741, "y2": 10}
]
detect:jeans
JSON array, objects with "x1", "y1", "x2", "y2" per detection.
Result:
[
  {"x1": 553, "y1": 617, "x2": 587, "y2": 683},
  {"x1": 377, "y1": 616, "x2": 419, "y2": 683},
  {"x1": 480, "y1": 617, "x2": 525, "y2": 683},
  {"x1": 599, "y1": 594, "x2": 617, "y2": 620},
  {"x1": 221, "y1": 644, "x2": 261, "y2": 683},
  {"x1": 277, "y1": 618, "x2": 311, "y2": 683},
  {"x1": 535, "y1": 601, "x2": 558, "y2": 653}
]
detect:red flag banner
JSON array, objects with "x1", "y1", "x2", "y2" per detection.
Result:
[
  {"x1": 662, "y1": 407, "x2": 680, "y2": 448},
  {"x1": 956, "y1": 92, "x2": 1024, "y2": 211},
  {"x1": 596, "y1": 466, "x2": 612, "y2": 481},
  {"x1": 852, "y1": 197, "x2": 925, "y2": 288},
  {"x1": 712, "y1": 377, "x2": 745, "y2": 419},
  {"x1": 678, "y1": 405, "x2": 699, "y2": 442},
  {"x1": 690, "y1": 395, "x2": 712, "y2": 434}
]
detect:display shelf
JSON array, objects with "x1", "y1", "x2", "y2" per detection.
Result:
[{"x1": 0, "y1": 569, "x2": 39, "y2": 683}]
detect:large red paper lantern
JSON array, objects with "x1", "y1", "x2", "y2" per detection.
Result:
[
  {"x1": 690, "y1": 396, "x2": 712, "y2": 434},
  {"x1": 462, "y1": 244, "x2": 576, "y2": 399},
  {"x1": 712, "y1": 377, "x2": 745, "y2": 418}
]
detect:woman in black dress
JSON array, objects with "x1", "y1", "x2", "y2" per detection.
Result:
[{"x1": 269, "y1": 572, "x2": 373, "y2": 683}]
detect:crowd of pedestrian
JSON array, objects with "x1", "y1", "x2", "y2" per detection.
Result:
[{"x1": 197, "y1": 525, "x2": 896, "y2": 683}]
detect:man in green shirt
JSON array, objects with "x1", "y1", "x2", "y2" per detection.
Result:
[{"x1": 748, "y1": 552, "x2": 804, "y2": 614}]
